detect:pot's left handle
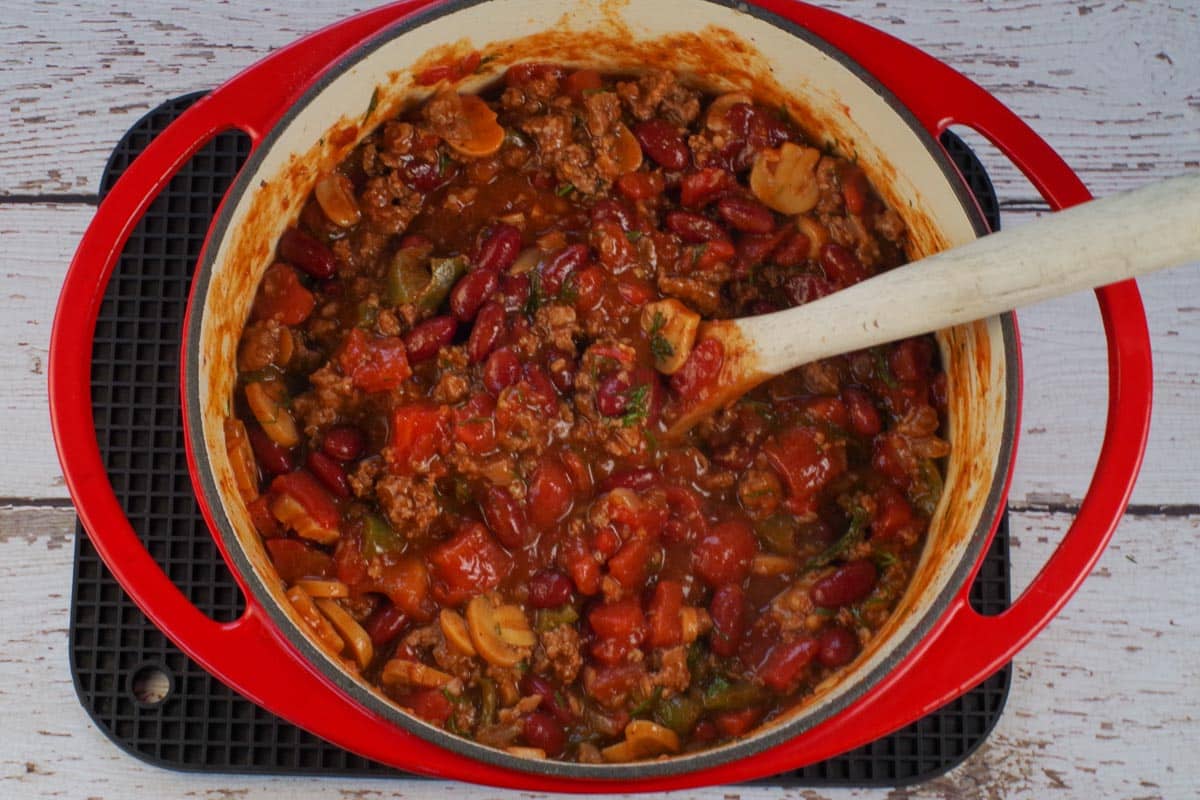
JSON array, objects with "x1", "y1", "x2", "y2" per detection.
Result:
[{"x1": 48, "y1": 1, "x2": 417, "y2": 721}]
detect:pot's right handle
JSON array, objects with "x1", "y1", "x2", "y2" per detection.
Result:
[{"x1": 753, "y1": 1, "x2": 1154, "y2": 761}]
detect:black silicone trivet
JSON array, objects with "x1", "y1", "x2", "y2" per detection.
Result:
[{"x1": 69, "y1": 93, "x2": 1010, "y2": 785}]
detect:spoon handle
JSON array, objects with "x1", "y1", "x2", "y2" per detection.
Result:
[{"x1": 743, "y1": 172, "x2": 1200, "y2": 376}]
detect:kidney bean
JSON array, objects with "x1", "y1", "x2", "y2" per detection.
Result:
[
  {"x1": 540, "y1": 243, "x2": 589, "y2": 297},
  {"x1": 466, "y1": 302, "x2": 506, "y2": 364},
  {"x1": 472, "y1": 222, "x2": 522, "y2": 273},
  {"x1": 482, "y1": 485, "x2": 529, "y2": 549},
  {"x1": 708, "y1": 584, "x2": 746, "y2": 658},
  {"x1": 597, "y1": 372, "x2": 632, "y2": 417},
  {"x1": 783, "y1": 273, "x2": 834, "y2": 306},
  {"x1": 737, "y1": 228, "x2": 789, "y2": 267},
  {"x1": 889, "y1": 337, "x2": 935, "y2": 383},
  {"x1": 305, "y1": 451, "x2": 351, "y2": 498},
  {"x1": 772, "y1": 231, "x2": 811, "y2": 267},
  {"x1": 692, "y1": 238, "x2": 736, "y2": 273},
  {"x1": 591, "y1": 220, "x2": 638, "y2": 273},
  {"x1": 843, "y1": 387, "x2": 883, "y2": 436},
  {"x1": 247, "y1": 425, "x2": 294, "y2": 474},
  {"x1": 523, "y1": 364, "x2": 560, "y2": 414},
  {"x1": 759, "y1": 637, "x2": 820, "y2": 692},
  {"x1": 666, "y1": 210, "x2": 726, "y2": 244},
  {"x1": 499, "y1": 272, "x2": 531, "y2": 311},
  {"x1": 817, "y1": 626, "x2": 861, "y2": 668},
  {"x1": 483, "y1": 346, "x2": 521, "y2": 395},
  {"x1": 278, "y1": 227, "x2": 337, "y2": 279},
  {"x1": 811, "y1": 559, "x2": 878, "y2": 608},
  {"x1": 600, "y1": 467, "x2": 659, "y2": 493},
  {"x1": 615, "y1": 170, "x2": 665, "y2": 201},
  {"x1": 820, "y1": 242, "x2": 869, "y2": 287},
  {"x1": 364, "y1": 603, "x2": 410, "y2": 647},
  {"x1": 321, "y1": 425, "x2": 365, "y2": 462},
  {"x1": 633, "y1": 118, "x2": 689, "y2": 171},
  {"x1": 528, "y1": 458, "x2": 574, "y2": 530},
  {"x1": 727, "y1": 103, "x2": 790, "y2": 150},
  {"x1": 546, "y1": 351, "x2": 576, "y2": 393},
  {"x1": 617, "y1": 276, "x2": 655, "y2": 306},
  {"x1": 694, "y1": 520, "x2": 756, "y2": 587},
  {"x1": 403, "y1": 315, "x2": 457, "y2": 365},
  {"x1": 449, "y1": 267, "x2": 499, "y2": 322},
  {"x1": 400, "y1": 157, "x2": 453, "y2": 193},
  {"x1": 717, "y1": 196, "x2": 775, "y2": 234},
  {"x1": 590, "y1": 199, "x2": 634, "y2": 231},
  {"x1": 521, "y1": 674, "x2": 574, "y2": 723},
  {"x1": 528, "y1": 571, "x2": 574, "y2": 609},
  {"x1": 679, "y1": 167, "x2": 734, "y2": 208},
  {"x1": 521, "y1": 710, "x2": 566, "y2": 757}
]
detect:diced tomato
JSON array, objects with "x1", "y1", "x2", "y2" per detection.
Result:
[
  {"x1": 416, "y1": 63, "x2": 455, "y2": 85},
  {"x1": 607, "y1": 535, "x2": 658, "y2": 592},
  {"x1": 251, "y1": 262, "x2": 314, "y2": 325},
  {"x1": 708, "y1": 583, "x2": 745, "y2": 658},
  {"x1": 527, "y1": 457, "x2": 574, "y2": 531},
  {"x1": 429, "y1": 522, "x2": 511, "y2": 606},
  {"x1": 646, "y1": 579, "x2": 684, "y2": 648},
  {"x1": 841, "y1": 164, "x2": 870, "y2": 216},
  {"x1": 374, "y1": 556, "x2": 435, "y2": 621},
  {"x1": 592, "y1": 526, "x2": 622, "y2": 560},
  {"x1": 662, "y1": 485, "x2": 708, "y2": 544},
  {"x1": 762, "y1": 427, "x2": 847, "y2": 515},
  {"x1": 401, "y1": 687, "x2": 453, "y2": 725},
  {"x1": 583, "y1": 663, "x2": 646, "y2": 708},
  {"x1": 333, "y1": 534, "x2": 369, "y2": 587},
  {"x1": 388, "y1": 403, "x2": 450, "y2": 474},
  {"x1": 264, "y1": 538, "x2": 332, "y2": 583},
  {"x1": 559, "y1": 535, "x2": 601, "y2": 596},
  {"x1": 758, "y1": 637, "x2": 820, "y2": 693},
  {"x1": 670, "y1": 338, "x2": 724, "y2": 399},
  {"x1": 270, "y1": 471, "x2": 339, "y2": 538},
  {"x1": 563, "y1": 68, "x2": 602, "y2": 99},
  {"x1": 247, "y1": 495, "x2": 282, "y2": 538},
  {"x1": 337, "y1": 328, "x2": 412, "y2": 393},
  {"x1": 416, "y1": 51, "x2": 482, "y2": 86},
  {"x1": 693, "y1": 520, "x2": 756, "y2": 587},
  {"x1": 453, "y1": 393, "x2": 497, "y2": 454},
  {"x1": 714, "y1": 707, "x2": 764, "y2": 738},
  {"x1": 692, "y1": 238, "x2": 736, "y2": 273},
  {"x1": 679, "y1": 167, "x2": 733, "y2": 208},
  {"x1": 589, "y1": 598, "x2": 646, "y2": 651},
  {"x1": 504, "y1": 62, "x2": 566, "y2": 88}
]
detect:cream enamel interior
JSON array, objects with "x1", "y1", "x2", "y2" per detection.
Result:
[{"x1": 194, "y1": 0, "x2": 1008, "y2": 770}]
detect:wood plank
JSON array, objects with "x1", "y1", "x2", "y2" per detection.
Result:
[
  {"x1": 2, "y1": 505, "x2": 1195, "y2": 797},
  {"x1": 0, "y1": 0, "x2": 1197, "y2": 198},
  {"x1": 5, "y1": 201, "x2": 1197, "y2": 504}
]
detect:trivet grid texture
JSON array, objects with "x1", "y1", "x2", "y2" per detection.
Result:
[{"x1": 70, "y1": 92, "x2": 1009, "y2": 784}]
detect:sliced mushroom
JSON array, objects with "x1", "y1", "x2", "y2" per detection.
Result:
[
  {"x1": 315, "y1": 597, "x2": 374, "y2": 669},
  {"x1": 444, "y1": 92, "x2": 505, "y2": 158},
  {"x1": 613, "y1": 122, "x2": 643, "y2": 174},
  {"x1": 796, "y1": 215, "x2": 828, "y2": 259},
  {"x1": 678, "y1": 606, "x2": 712, "y2": 645},
  {"x1": 749, "y1": 142, "x2": 822, "y2": 215},
  {"x1": 751, "y1": 552, "x2": 799, "y2": 577},
  {"x1": 465, "y1": 593, "x2": 534, "y2": 667},
  {"x1": 640, "y1": 298, "x2": 701, "y2": 375},
  {"x1": 313, "y1": 171, "x2": 362, "y2": 228},
  {"x1": 223, "y1": 418, "x2": 259, "y2": 503},
  {"x1": 705, "y1": 92, "x2": 752, "y2": 132},
  {"x1": 270, "y1": 493, "x2": 339, "y2": 545},
  {"x1": 295, "y1": 579, "x2": 349, "y2": 598},
  {"x1": 245, "y1": 380, "x2": 300, "y2": 448},
  {"x1": 508, "y1": 247, "x2": 543, "y2": 276},
  {"x1": 439, "y1": 608, "x2": 478, "y2": 656},
  {"x1": 600, "y1": 720, "x2": 681, "y2": 762},
  {"x1": 381, "y1": 657, "x2": 454, "y2": 689},
  {"x1": 286, "y1": 585, "x2": 344, "y2": 654},
  {"x1": 505, "y1": 747, "x2": 547, "y2": 759}
]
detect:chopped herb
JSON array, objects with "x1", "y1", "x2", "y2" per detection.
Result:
[
  {"x1": 625, "y1": 230, "x2": 643, "y2": 242},
  {"x1": 630, "y1": 686, "x2": 663, "y2": 718},
  {"x1": 872, "y1": 347, "x2": 898, "y2": 388},
  {"x1": 621, "y1": 383, "x2": 650, "y2": 428},
  {"x1": 648, "y1": 310, "x2": 674, "y2": 363},
  {"x1": 1125, "y1": 554, "x2": 1138, "y2": 564},
  {"x1": 437, "y1": 150, "x2": 452, "y2": 176},
  {"x1": 476, "y1": 53, "x2": 497, "y2": 72},
  {"x1": 874, "y1": 550, "x2": 899, "y2": 570},
  {"x1": 559, "y1": 274, "x2": 579, "y2": 304},
  {"x1": 691, "y1": 242, "x2": 708, "y2": 267},
  {"x1": 362, "y1": 87, "x2": 380, "y2": 123},
  {"x1": 582, "y1": 86, "x2": 608, "y2": 97},
  {"x1": 525, "y1": 270, "x2": 544, "y2": 314},
  {"x1": 807, "y1": 504, "x2": 870, "y2": 570},
  {"x1": 441, "y1": 687, "x2": 466, "y2": 705},
  {"x1": 555, "y1": 182, "x2": 577, "y2": 197},
  {"x1": 644, "y1": 429, "x2": 659, "y2": 452}
]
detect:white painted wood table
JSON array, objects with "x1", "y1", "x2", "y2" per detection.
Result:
[{"x1": 2, "y1": 1, "x2": 1197, "y2": 797}]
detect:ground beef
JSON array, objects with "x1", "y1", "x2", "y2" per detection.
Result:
[
  {"x1": 375, "y1": 473, "x2": 442, "y2": 537},
  {"x1": 237, "y1": 319, "x2": 287, "y2": 373},
  {"x1": 656, "y1": 274, "x2": 723, "y2": 316},
  {"x1": 616, "y1": 70, "x2": 700, "y2": 125},
  {"x1": 348, "y1": 456, "x2": 383, "y2": 499},
  {"x1": 650, "y1": 646, "x2": 691, "y2": 697},
  {"x1": 360, "y1": 171, "x2": 424, "y2": 235},
  {"x1": 292, "y1": 364, "x2": 355, "y2": 437},
  {"x1": 536, "y1": 624, "x2": 583, "y2": 685},
  {"x1": 737, "y1": 467, "x2": 783, "y2": 520},
  {"x1": 533, "y1": 303, "x2": 580, "y2": 355}
]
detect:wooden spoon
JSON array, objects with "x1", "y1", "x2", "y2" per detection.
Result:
[{"x1": 667, "y1": 173, "x2": 1200, "y2": 437}]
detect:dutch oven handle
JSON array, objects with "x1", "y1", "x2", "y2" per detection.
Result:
[
  {"x1": 47, "y1": 1, "x2": 497, "y2": 781},
  {"x1": 728, "y1": 1, "x2": 1155, "y2": 774}
]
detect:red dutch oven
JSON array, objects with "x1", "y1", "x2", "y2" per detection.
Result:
[{"x1": 50, "y1": 0, "x2": 1152, "y2": 791}]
